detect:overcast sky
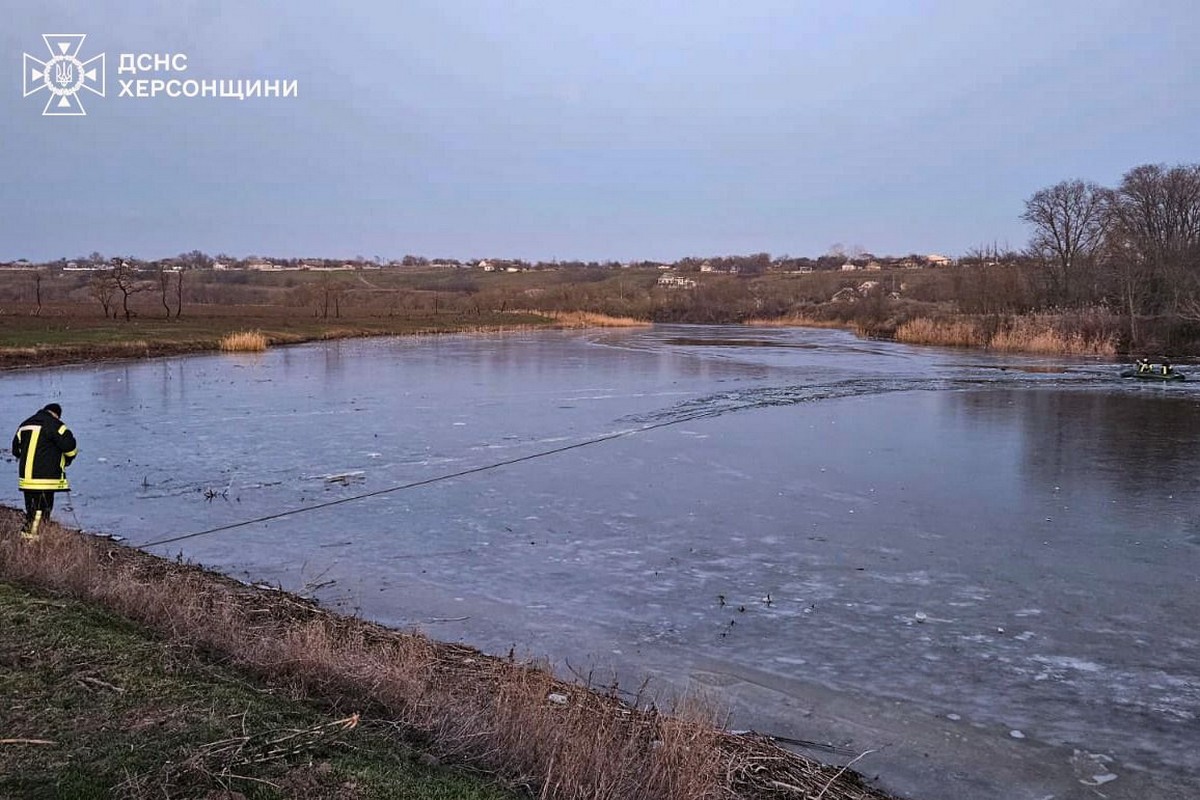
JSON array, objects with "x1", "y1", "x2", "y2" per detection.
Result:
[{"x1": 3, "y1": 1, "x2": 1197, "y2": 263}]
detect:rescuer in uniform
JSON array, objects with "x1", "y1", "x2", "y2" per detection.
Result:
[{"x1": 12, "y1": 402, "x2": 77, "y2": 539}]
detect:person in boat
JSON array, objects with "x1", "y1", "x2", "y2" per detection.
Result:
[
  {"x1": 1161, "y1": 360, "x2": 1172, "y2": 376},
  {"x1": 1136, "y1": 358, "x2": 1151, "y2": 374}
]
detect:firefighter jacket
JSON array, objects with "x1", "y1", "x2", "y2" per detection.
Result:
[{"x1": 12, "y1": 409, "x2": 77, "y2": 491}]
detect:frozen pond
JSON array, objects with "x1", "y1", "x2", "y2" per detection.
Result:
[{"x1": 4, "y1": 325, "x2": 1198, "y2": 799}]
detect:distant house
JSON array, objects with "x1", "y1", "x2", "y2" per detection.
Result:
[
  {"x1": 865, "y1": 261, "x2": 882, "y2": 271},
  {"x1": 478, "y1": 260, "x2": 497, "y2": 272},
  {"x1": 840, "y1": 262, "x2": 859, "y2": 272},
  {"x1": 657, "y1": 273, "x2": 697, "y2": 289},
  {"x1": 927, "y1": 254, "x2": 953, "y2": 266},
  {"x1": 699, "y1": 262, "x2": 716, "y2": 273},
  {"x1": 655, "y1": 263, "x2": 673, "y2": 270},
  {"x1": 247, "y1": 261, "x2": 277, "y2": 271}
]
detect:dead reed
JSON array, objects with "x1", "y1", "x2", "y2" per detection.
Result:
[
  {"x1": 895, "y1": 314, "x2": 1117, "y2": 355},
  {"x1": 540, "y1": 311, "x2": 652, "y2": 328},
  {"x1": 218, "y1": 330, "x2": 269, "y2": 352},
  {"x1": 987, "y1": 314, "x2": 1117, "y2": 356},
  {"x1": 894, "y1": 318, "x2": 987, "y2": 348},
  {"x1": 0, "y1": 515, "x2": 894, "y2": 800}
]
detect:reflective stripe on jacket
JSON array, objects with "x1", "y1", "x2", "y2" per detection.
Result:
[{"x1": 12, "y1": 410, "x2": 77, "y2": 491}]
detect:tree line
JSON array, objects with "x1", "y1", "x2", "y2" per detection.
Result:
[{"x1": 1022, "y1": 162, "x2": 1200, "y2": 342}]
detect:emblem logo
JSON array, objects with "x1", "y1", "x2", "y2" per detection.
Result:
[{"x1": 23, "y1": 34, "x2": 105, "y2": 116}]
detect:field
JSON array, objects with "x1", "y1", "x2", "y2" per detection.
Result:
[{"x1": 4, "y1": 264, "x2": 1197, "y2": 358}]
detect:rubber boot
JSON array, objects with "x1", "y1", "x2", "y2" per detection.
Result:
[{"x1": 20, "y1": 510, "x2": 42, "y2": 541}]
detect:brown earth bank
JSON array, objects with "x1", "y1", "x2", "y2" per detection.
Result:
[
  {"x1": 0, "y1": 509, "x2": 902, "y2": 800},
  {"x1": 0, "y1": 307, "x2": 647, "y2": 371},
  {"x1": 8, "y1": 266, "x2": 1200, "y2": 359}
]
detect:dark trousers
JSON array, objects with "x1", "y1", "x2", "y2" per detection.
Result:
[{"x1": 22, "y1": 490, "x2": 55, "y2": 526}]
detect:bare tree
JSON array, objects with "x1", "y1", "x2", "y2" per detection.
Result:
[
  {"x1": 158, "y1": 265, "x2": 172, "y2": 318},
  {"x1": 309, "y1": 274, "x2": 351, "y2": 318},
  {"x1": 89, "y1": 271, "x2": 118, "y2": 318},
  {"x1": 177, "y1": 250, "x2": 213, "y2": 270},
  {"x1": 1021, "y1": 180, "x2": 1112, "y2": 306},
  {"x1": 32, "y1": 271, "x2": 43, "y2": 316},
  {"x1": 1110, "y1": 163, "x2": 1200, "y2": 318},
  {"x1": 111, "y1": 260, "x2": 150, "y2": 321}
]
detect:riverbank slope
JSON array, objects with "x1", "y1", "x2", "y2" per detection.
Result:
[{"x1": 0, "y1": 510, "x2": 899, "y2": 800}]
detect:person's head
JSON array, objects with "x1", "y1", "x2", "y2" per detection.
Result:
[{"x1": 42, "y1": 403, "x2": 62, "y2": 419}]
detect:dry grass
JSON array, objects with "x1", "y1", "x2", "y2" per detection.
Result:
[
  {"x1": 538, "y1": 311, "x2": 652, "y2": 328},
  {"x1": 218, "y1": 330, "x2": 269, "y2": 352},
  {"x1": 987, "y1": 314, "x2": 1117, "y2": 356},
  {"x1": 894, "y1": 318, "x2": 988, "y2": 348},
  {"x1": 0, "y1": 514, "x2": 894, "y2": 800},
  {"x1": 895, "y1": 314, "x2": 1118, "y2": 355}
]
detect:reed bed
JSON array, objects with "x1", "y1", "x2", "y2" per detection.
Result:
[
  {"x1": 218, "y1": 330, "x2": 269, "y2": 352},
  {"x1": 751, "y1": 306, "x2": 1123, "y2": 356},
  {"x1": 0, "y1": 515, "x2": 894, "y2": 800},
  {"x1": 541, "y1": 311, "x2": 652, "y2": 328},
  {"x1": 894, "y1": 318, "x2": 988, "y2": 348},
  {"x1": 895, "y1": 314, "x2": 1117, "y2": 355},
  {"x1": 987, "y1": 315, "x2": 1117, "y2": 356}
]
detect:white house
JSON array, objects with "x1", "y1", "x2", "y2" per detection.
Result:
[{"x1": 657, "y1": 273, "x2": 697, "y2": 289}]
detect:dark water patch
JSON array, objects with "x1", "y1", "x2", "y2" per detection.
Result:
[
  {"x1": 968, "y1": 364, "x2": 1072, "y2": 374},
  {"x1": 664, "y1": 337, "x2": 819, "y2": 349},
  {"x1": 625, "y1": 377, "x2": 937, "y2": 424}
]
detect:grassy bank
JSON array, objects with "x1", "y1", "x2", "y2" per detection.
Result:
[
  {"x1": 0, "y1": 511, "x2": 897, "y2": 800},
  {"x1": 0, "y1": 580, "x2": 518, "y2": 800},
  {"x1": 0, "y1": 307, "x2": 647, "y2": 370}
]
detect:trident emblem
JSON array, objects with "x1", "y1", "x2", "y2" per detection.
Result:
[
  {"x1": 54, "y1": 61, "x2": 74, "y2": 87},
  {"x1": 23, "y1": 34, "x2": 105, "y2": 116}
]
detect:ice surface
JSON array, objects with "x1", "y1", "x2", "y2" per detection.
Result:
[{"x1": 5, "y1": 325, "x2": 1197, "y2": 799}]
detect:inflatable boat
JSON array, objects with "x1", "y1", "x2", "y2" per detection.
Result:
[{"x1": 1120, "y1": 367, "x2": 1186, "y2": 381}]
